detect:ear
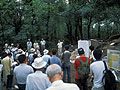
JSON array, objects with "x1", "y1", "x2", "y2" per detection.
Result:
[
  {"x1": 61, "y1": 72, "x2": 63, "y2": 78},
  {"x1": 48, "y1": 76, "x2": 50, "y2": 81}
]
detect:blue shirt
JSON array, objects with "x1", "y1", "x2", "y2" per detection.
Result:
[
  {"x1": 50, "y1": 56, "x2": 62, "y2": 66},
  {"x1": 14, "y1": 64, "x2": 34, "y2": 84}
]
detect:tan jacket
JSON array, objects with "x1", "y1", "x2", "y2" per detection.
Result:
[{"x1": 1, "y1": 56, "x2": 12, "y2": 83}]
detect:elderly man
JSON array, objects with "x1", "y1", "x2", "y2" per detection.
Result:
[
  {"x1": 26, "y1": 57, "x2": 51, "y2": 90},
  {"x1": 46, "y1": 64, "x2": 80, "y2": 90}
]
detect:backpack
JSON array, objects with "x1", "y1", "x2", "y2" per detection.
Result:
[
  {"x1": 102, "y1": 61, "x2": 116, "y2": 90},
  {"x1": 77, "y1": 58, "x2": 90, "y2": 79}
]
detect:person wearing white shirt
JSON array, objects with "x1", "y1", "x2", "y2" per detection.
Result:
[
  {"x1": 90, "y1": 49, "x2": 105, "y2": 90},
  {"x1": 42, "y1": 49, "x2": 51, "y2": 72},
  {"x1": 26, "y1": 57, "x2": 51, "y2": 90},
  {"x1": 27, "y1": 39, "x2": 32, "y2": 52},
  {"x1": 33, "y1": 40, "x2": 39, "y2": 49},
  {"x1": 46, "y1": 64, "x2": 80, "y2": 90},
  {"x1": 14, "y1": 54, "x2": 34, "y2": 90},
  {"x1": 57, "y1": 40, "x2": 63, "y2": 56},
  {"x1": 40, "y1": 38, "x2": 46, "y2": 53}
]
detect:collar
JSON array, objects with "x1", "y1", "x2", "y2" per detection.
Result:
[
  {"x1": 64, "y1": 50, "x2": 69, "y2": 52},
  {"x1": 52, "y1": 80, "x2": 63, "y2": 86},
  {"x1": 35, "y1": 70, "x2": 42, "y2": 74},
  {"x1": 95, "y1": 59, "x2": 102, "y2": 62},
  {"x1": 20, "y1": 64, "x2": 27, "y2": 66}
]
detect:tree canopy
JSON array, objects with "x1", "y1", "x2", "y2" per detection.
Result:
[{"x1": 0, "y1": 0, "x2": 120, "y2": 50}]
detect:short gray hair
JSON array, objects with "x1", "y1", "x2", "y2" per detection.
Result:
[{"x1": 46, "y1": 64, "x2": 62, "y2": 77}]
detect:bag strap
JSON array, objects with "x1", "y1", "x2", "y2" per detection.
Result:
[
  {"x1": 77, "y1": 57, "x2": 89, "y2": 64},
  {"x1": 103, "y1": 61, "x2": 108, "y2": 70}
]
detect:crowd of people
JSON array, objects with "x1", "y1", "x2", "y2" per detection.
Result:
[{"x1": 0, "y1": 39, "x2": 107, "y2": 90}]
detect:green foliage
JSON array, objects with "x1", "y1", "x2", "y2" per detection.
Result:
[{"x1": 0, "y1": 0, "x2": 120, "y2": 50}]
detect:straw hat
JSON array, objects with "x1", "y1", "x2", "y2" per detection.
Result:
[{"x1": 32, "y1": 58, "x2": 47, "y2": 69}]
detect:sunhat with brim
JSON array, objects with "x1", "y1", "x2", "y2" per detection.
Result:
[
  {"x1": 30, "y1": 48, "x2": 35, "y2": 52},
  {"x1": 43, "y1": 49, "x2": 49, "y2": 54},
  {"x1": 32, "y1": 57, "x2": 47, "y2": 69},
  {"x1": 18, "y1": 49, "x2": 23, "y2": 53}
]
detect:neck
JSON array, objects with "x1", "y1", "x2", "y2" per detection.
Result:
[
  {"x1": 50, "y1": 74, "x2": 62, "y2": 83},
  {"x1": 80, "y1": 54, "x2": 85, "y2": 57}
]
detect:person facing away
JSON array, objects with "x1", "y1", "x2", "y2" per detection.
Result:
[
  {"x1": 90, "y1": 49, "x2": 106, "y2": 90},
  {"x1": 89, "y1": 45, "x2": 95, "y2": 63},
  {"x1": 74, "y1": 48, "x2": 90, "y2": 90},
  {"x1": 13, "y1": 54, "x2": 34, "y2": 90},
  {"x1": 46, "y1": 64, "x2": 80, "y2": 90},
  {"x1": 50, "y1": 48, "x2": 62, "y2": 66},
  {"x1": 1, "y1": 53, "x2": 12, "y2": 87},
  {"x1": 42, "y1": 49, "x2": 51, "y2": 72},
  {"x1": 61, "y1": 45, "x2": 71, "y2": 83},
  {"x1": 26, "y1": 57, "x2": 51, "y2": 90}
]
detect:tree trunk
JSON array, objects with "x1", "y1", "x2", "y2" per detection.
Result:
[
  {"x1": 98, "y1": 23, "x2": 100, "y2": 39},
  {"x1": 46, "y1": 14, "x2": 50, "y2": 37},
  {"x1": 79, "y1": 17, "x2": 83, "y2": 40},
  {"x1": 75, "y1": 21, "x2": 78, "y2": 42},
  {"x1": 66, "y1": 20, "x2": 73, "y2": 44},
  {"x1": 87, "y1": 17, "x2": 92, "y2": 39}
]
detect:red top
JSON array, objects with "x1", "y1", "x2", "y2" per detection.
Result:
[{"x1": 74, "y1": 56, "x2": 90, "y2": 79}]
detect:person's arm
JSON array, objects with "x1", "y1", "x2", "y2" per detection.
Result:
[
  {"x1": 74, "y1": 59, "x2": 77, "y2": 69},
  {"x1": 26, "y1": 75, "x2": 31, "y2": 90}
]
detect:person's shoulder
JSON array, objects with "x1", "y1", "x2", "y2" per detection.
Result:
[
  {"x1": 27, "y1": 73, "x2": 35, "y2": 77},
  {"x1": 63, "y1": 83, "x2": 79, "y2": 89},
  {"x1": 56, "y1": 56, "x2": 60, "y2": 60},
  {"x1": 26, "y1": 64, "x2": 33, "y2": 69},
  {"x1": 14, "y1": 65, "x2": 19, "y2": 71}
]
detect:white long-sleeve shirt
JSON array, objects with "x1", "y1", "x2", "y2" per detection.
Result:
[{"x1": 46, "y1": 80, "x2": 79, "y2": 90}]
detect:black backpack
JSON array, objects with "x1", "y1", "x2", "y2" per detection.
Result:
[{"x1": 102, "y1": 61, "x2": 116, "y2": 90}]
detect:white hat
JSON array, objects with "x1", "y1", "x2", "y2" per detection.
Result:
[
  {"x1": 30, "y1": 48, "x2": 35, "y2": 52},
  {"x1": 18, "y1": 49, "x2": 23, "y2": 53},
  {"x1": 32, "y1": 58, "x2": 47, "y2": 69},
  {"x1": 43, "y1": 49, "x2": 49, "y2": 55}
]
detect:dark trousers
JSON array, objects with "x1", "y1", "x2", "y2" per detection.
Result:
[
  {"x1": 6, "y1": 75, "x2": 13, "y2": 89},
  {"x1": 18, "y1": 84, "x2": 26, "y2": 90},
  {"x1": 63, "y1": 66, "x2": 71, "y2": 83},
  {"x1": 75, "y1": 78, "x2": 88, "y2": 90}
]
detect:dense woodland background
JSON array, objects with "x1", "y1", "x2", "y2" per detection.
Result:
[{"x1": 0, "y1": 0, "x2": 120, "y2": 50}]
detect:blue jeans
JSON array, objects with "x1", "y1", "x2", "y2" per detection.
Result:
[{"x1": 63, "y1": 66, "x2": 71, "y2": 83}]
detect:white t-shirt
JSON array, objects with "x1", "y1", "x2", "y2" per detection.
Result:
[
  {"x1": 57, "y1": 42, "x2": 63, "y2": 48},
  {"x1": 90, "y1": 60, "x2": 105, "y2": 88},
  {"x1": 41, "y1": 40, "x2": 46, "y2": 45}
]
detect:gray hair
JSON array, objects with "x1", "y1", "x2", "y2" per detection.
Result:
[{"x1": 46, "y1": 64, "x2": 62, "y2": 77}]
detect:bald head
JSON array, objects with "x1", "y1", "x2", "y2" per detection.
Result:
[{"x1": 46, "y1": 64, "x2": 62, "y2": 78}]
